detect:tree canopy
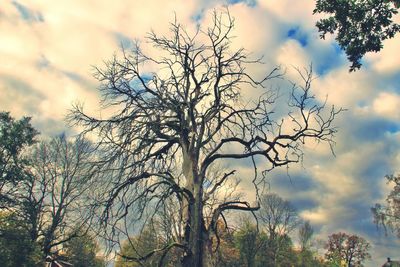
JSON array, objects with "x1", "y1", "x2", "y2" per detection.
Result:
[
  {"x1": 372, "y1": 174, "x2": 400, "y2": 238},
  {"x1": 0, "y1": 111, "x2": 38, "y2": 208},
  {"x1": 314, "y1": 0, "x2": 400, "y2": 71},
  {"x1": 325, "y1": 232, "x2": 371, "y2": 267},
  {"x1": 0, "y1": 211, "x2": 42, "y2": 267}
]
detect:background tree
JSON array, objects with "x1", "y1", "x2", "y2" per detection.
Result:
[
  {"x1": 233, "y1": 218, "x2": 298, "y2": 267},
  {"x1": 213, "y1": 220, "x2": 240, "y2": 267},
  {"x1": 70, "y1": 10, "x2": 340, "y2": 267},
  {"x1": 234, "y1": 218, "x2": 265, "y2": 267},
  {"x1": 372, "y1": 174, "x2": 400, "y2": 238},
  {"x1": 325, "y1": 232, "x2": 371, "y2": 267},
  {"x1": 251, "y1": 232, "x2": 297, "y2": 267},
  {"x1": 297, "y1": 221, "x2": 324, "y2": 267},
  {"x1": 114, "y1": 223, "x2": 175, "y2": 267},
  {"x1": 0, "y1": 211, "x2": 42, "y2": 267},
  {"x1": 17, "y1": 135, "x2": 98, "y2": 256},
  {"x1": 257, "y1": 193, "x2": 300, "y2": 265},
  {"x1": 314, "y1": 0, "x2": 400, "y2": 71},
  {"x1": 63, "y1": 231, "x2": 106, "y2": 267},
  {"x1": 299, "y1": 220, "x2": 314, "y2": 252},
  {"x1": 113, "y1": 167, "x2": 242, "y2": 266},
  {"x1": 0, "y1": 111, "x2": 38, "y2": 208}
]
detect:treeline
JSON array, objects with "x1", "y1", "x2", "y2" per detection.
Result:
[
  {"x1": 115, "y1": 218, "x2": 324, "y2": 267},
  {"x1": 114, "y1": 194, "x2": 371, "y2": 267},
  {"x1": 0, "y1": 111, "x2": 372, "y2": 267},
  {"x1": 0, "y1": 111, "x2": 378, "y2": 267}
]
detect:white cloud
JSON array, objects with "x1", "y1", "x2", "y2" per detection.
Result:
[
  {"x1": 373, "y1": 92, "x2": 400, "y2": 120},
  {"x1": 1, "y1": 1, "x2": 400, "y2": 265},
  {"x1": 276, "y1": 40, "x2": 309, "y2": 72},
  {"x1": 258, "y1": 0, "x2": 317, "y2": 29},
  {"x1": 365, "y1": 13, "x2": 400, "y2": 74}
]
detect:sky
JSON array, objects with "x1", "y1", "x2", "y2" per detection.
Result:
[{"x1": 1, "y1": 0, "x2": 400, "y2": 265}]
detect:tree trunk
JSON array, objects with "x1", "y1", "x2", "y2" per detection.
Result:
[
  {"x1": 182, "y1": 199, "x2": 215, "y2": 267},
  {"x1": 181, "y1": 147, "x2": 214, "y2": 267},
  {"x1": 182, "y1": 182, "x2": 203, "y2": 266}
]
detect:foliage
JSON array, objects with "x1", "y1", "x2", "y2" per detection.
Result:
[
  {"x1": 0, "y1": 113, "x2": 100, "y2": 263},
  {"x1": 213, "y1": 220, "x2": 240, "y2": 267},
  {"x1": 314, "y1": 0, "x2": 400, "y2": 71},
  {"x1": 114, "y1": 216, "x2": 331, "y2": 267},
  {"x1": 372, "y1": 174, "x2": 400, "y2": 238},
  {"x1": 257, "y1": 193, "x2": 300, "y2": 266},
  {"x1": 296, "y1": 221, "x2": 326, "y2": 267},
  {"x1": 234, "y1": 219, "x2": 265, "y2": 267},
  {"x1": 0, "y1": 211, "x2": 42, "y2": 267},
  {"x1": 63, "y1": 232, "x2": 106, "y2": 267},
  {"x1": 115, "y1": 224, "x2": 177, "y2": 267},
  {"x1": 260, "y1": 234, "x2": 297, "y2": 267},
  {"x1": 325, "y1": 232, "x2": 371, "y2": 267},
  {"x1": 233, "y1": 217, "x2": 300, "y2": 267},
  {"x1": 296, "y1": 249, "x2": 327, "y2": 267},
  {"x1": 0, "y1": 111, "x2": 38, "y2": 207}
]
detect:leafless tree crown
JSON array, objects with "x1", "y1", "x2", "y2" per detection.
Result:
[{"x1": 69, "y1": 10, "x2": 341, "y2": 265}]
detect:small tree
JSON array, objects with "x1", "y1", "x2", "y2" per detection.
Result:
[
  {"x1": 213, "y1": 220, "x2": 240, "y2": 267},
  {"x1": 257, "y1": 193, "x2": 300, "y2": 265},
  {"x1": 0, "y1": 112, "x2": 38, "y2": 208},
  {"x1": 63, "y1": 232, "x2": 105, "y2": 267},
  {"x1": 325, "y1": 232, "x2": 371, "y2": 267},
  {"x1": 17, "y1": 135, "x2": 98, "y2": 256},
  {"x1": 234, "y1": 218, "x2": 264, "y2": 267},
  {"x1": 297, "y1": 221, "x2": 323, "y2": 267},
  {"x1": 372, "y1": 174, "x2": 400, "y2": 238},
  {"x1": 299, "y1": 220, "x2": 314, "y2": 252},
  {"x1": 115, "y1": 224, "x2": 174, "y2": 267},
  {"x1": 0, "y1": 211, "x2": 42, "y2": 267},
  {"x1": 70, "y1": 10, "x2": 340, "y2": 266}
]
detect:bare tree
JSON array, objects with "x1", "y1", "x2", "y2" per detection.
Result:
[
  {"x1": 372, "y1": 174, "x2": 400, "y2": 238},
  {"x1": 69, "y1": 10, "x2": 340, "y2": 267},
  {"x1": 297, "y1": 220, "x2": 315, "y2": 267},
  {"x1": 298, "y1": 220, "x2": 314, "y2": 252},
  {"x1": 17, "y1": 135, "x2": 97, "y2": 256},
  {"x1": 257, "y1": 193, "x2": 300, "y2": 265}
]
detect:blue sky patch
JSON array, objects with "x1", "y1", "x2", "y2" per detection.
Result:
[
  {"x1": 191, "y1": 9, "x2": 204, "y2": 24},
  {"x1": 129, "y1": 74, "x2": 153, "y2": 92},
  {"x1": 114, "y1": 32, "x2": 134, "y2": 49},
  {"x1": 287, "y1": 26, "x2": 308, "y2": 47},
  {"x1": 227, "y1": 0, "x2": 257, "y2": 7},
  {"x1": 12, "y1": 1, "x2": 44, "y2": 23},
  {"x1": 376, "y1": 72, "x2": 400, "y2": 94},
  {"x1": 353, "y1": 119, "x2": 400, "y2": 141},
  {"x1": 314, "y1": 42, "x2": 345, "y2": 75},
  {"x1": 270, "y1": 172, "x2": 318, "y2": 193},
  {"x1": 63, "y1": 71, "x2": 84, "y2": 83},
  {"x1": 357, "y1": 100, "x2": 367, "y2": 108},
  {"x1": 292, "y1": 198, "x2": 318, "y2": 211},
  {"x1": 386, "y1": 123, "x2": 400, "y2": 134}
]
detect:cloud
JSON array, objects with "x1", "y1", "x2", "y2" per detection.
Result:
[
  {"x1": 373, "y1": 92, "x2": 400, "y2": 120},
  {"x1": 1, "y1": 1, "x2": 400, "y2": 265},
  {"x1": 365, "y1": 33, "x2": 400, "y2": 74}
]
